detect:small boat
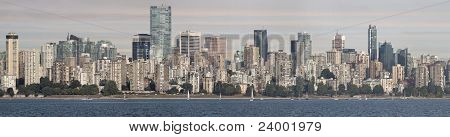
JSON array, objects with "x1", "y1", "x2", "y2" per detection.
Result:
[
  {"x1": 219, "y1": 93, "x2": 222, "y2": 100},
  {"x1": 250, "y1": 88, "x2": 254, "y2": 102},
  {"x1": 123, "y1": 94, "x2": 127, "y2": 101},
  {"x1": 187, "y1": 91, "x2": 190, "y2": 101},
  {"x1": 82, "y1": 98, "x2": 93, "y2": 101}
]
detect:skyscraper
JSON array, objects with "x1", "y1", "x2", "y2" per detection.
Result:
[
  {"x1": 332, "y1": 33, "x2": 345, "y2": 51},
  {"x1": 291, "y1": 32, "x2": 312, "y2": 76},
  {"x1": 379, "y1": 42, "x2": 394, "y2": 72},
  {"x1": 150, "y1": 5, "x2": 171, "y2": 59},
  {"x1": 204, "y1": 36, "x2": 227, "y2": 58},
  {"x1": 396, "y1": 48, "x2": 409, "y2": 76},
  {"x1": 176, "y1": 30, "x2": 201, "y2": 61},
  {"x1": 298, "y1": 32, "x2": 312, "y2": 64},
  {"x1": 6, "y1": 32, "x2": 19, "y2": 78},
  {"x1": 254, "y1": 30, "x2": 268, "y2": 61},
  {"x1": 41, "y1": 42, "x2": 56, "y2": 78},
  {"x1": 132, "y1": 34, "x2": 151, "y2": 61},
  {"x1": 368, "y1": 25, "x2": 378, "y2": 61}
]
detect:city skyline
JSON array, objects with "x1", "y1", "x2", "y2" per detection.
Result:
[{"x1": 0, "y1": 0, "x2": 449, "y2": 58}]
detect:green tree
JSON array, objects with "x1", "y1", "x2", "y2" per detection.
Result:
[
  {"x1": 316, "y1": 83, "x2": 329, "y2": 96},
  {"x1": 41, "y1": 87, "x2": 53, "y2": 97},
  {"x1": 245, "y1": 85, "x2": 256, "y2": 97},
  {"x1": 360, "y1": 84, "x2": 372, "y2": 95},
  {"x1": 347, "y1": 83, "x2": 360, "y2": 97},
  {"x1": 418, "y1": 87, "x2": 429, "y2": 97},
  {"x1": 338, "y1": 84, "x2": 346, "y2": 95},
  {"x1": 144, "y1": 79, "x2": 156, "y2": 91},
  {"x1": 319, "y1": 69, "x2": 336, "y2": 79},
  {"x1": 435, "y1": 87, "x2": 444, "y2": 98},
  {"x1": 0, "y1": 89, "x2": 4, "y2": 97},
  {"x1": 80, "y1": 85, "x2": 99, "y2": 95},
  {"x1": 166, "y1": 87, "x2": 179, "y2": 94},
  {"x1": 373, "y1": 85, "x2": 384, "y2": 96},
  {"x1": 17, "y1": 85, "x2": 31, "y2": 97},
  {"x1": 7, "y1": 88, "x2": 14, "y2": 97},
  {"x1": 169, "y1": 79, "x2": 178, "y2": 85},
  {"x1": 445, "y1": 87, "x2": 450, "y2": 94},
  {"x1": 39, "y1": 77, "x2": 52, "y2": 89},
  {"x1": 181, "y1": 83, "x2": 193, "y2": 94},
  {"x1": 292, "y1": 77, "x2": 305, "y2": 97},
  {"x1": 306, "y1": 81, "x2": 315, "y2": 95},
  {"x1": 69, "y1": 80, "x2": 81, "y2": 89},
  {"x1": 102, "y1": 81, "x2": 119, "y2": 96}
]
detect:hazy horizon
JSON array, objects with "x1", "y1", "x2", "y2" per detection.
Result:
[{"x1": 1, "y1": 0, "x2": 449, "y2": 59}]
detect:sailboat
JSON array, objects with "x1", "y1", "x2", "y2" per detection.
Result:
[
  {"x1": 219, "y1": 93, "x2": 222, "y2": 100},
  {"x1": 187, "y1": 91, "x2": 190, "y2": 100},
  {"x1": 250, "y1": 88, "x2": 254, "y2": 102},
  {"x1": 123, "y1": 93, "x2": 127, "y2": 101}
]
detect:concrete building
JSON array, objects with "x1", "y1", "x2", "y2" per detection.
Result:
[
  {"x1": 202, "y1": 72, "x2": 214, "y2": 94},
  {"x1": 41, "y1": 43, "x2": 56, "y2": 78},
  {"x1": 130, "y1": 59, "x2": 147, "y2": 91},
  {"x1": 429, "y1": 62, "x2": 445, "y2": 88},
  {"x1": 19, "y1": 50, "x2": 42, "y2": 85},
  {"x1": 204, "y1": 35, "x2": 228, "y2": 59},
  {"x1": 243, "y1": 44, "x2": 260, "y2": 70},
  {"x1": 369, "y1": 61, "x2": 383, "y2": 79},
  {"x1": 6, "y1": 32, "x2": 19, "y2": 78},
  {"x1": 415, "y1": 64, "x2": 429, "y2": 88},
  {"x1": 176, "y1": 30, "x2": 201, "y2": 62},
  {"x1": 332, "y1": 33, "x2": 345, "y2": 51},
  {"x1": 326, "y1": 49, "x2": 341, "y2": 65},
  {"x1": 392, "y1": 64, "x2": 405, "y2": 85}
]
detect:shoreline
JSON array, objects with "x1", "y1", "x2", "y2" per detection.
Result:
[{"x1": 1, "y1": 95, "x2": 449, "y2": 100}]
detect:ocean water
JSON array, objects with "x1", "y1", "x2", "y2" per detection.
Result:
[{"x1": 0, "y1": 99, "x2": 449, "y2": 117}]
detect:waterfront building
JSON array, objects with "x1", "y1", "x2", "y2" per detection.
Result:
[
  {"x1": 19, "y1": 50, "x2": 42, "y2": 85},
  {"x1": 429, "y1": 62, "x2": 445, "y2": 88},
  {"x1": 6, "y1": 32, "x2": 19, "y2": 78}
]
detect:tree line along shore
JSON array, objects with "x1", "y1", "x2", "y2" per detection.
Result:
[{"x1": 1, "y1": 77, "x2": 449, "y2": 99}]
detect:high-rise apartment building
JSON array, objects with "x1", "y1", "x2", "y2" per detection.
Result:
[
  {"x1": 415, "y1": 64, "x2": 429, "y2": 88},
  {"x1": 6, "y1": 32, "x2": 19, "y2": 78},
  {"x1": 368, "y1": 25, "x2": 378, "y2": 61},
  {"x1": 41, "y1": 43, "x2": 56, "y2": 78},
  {"x1": 392, "y1": 64, "x2": 405, "y2": 85},
  {"x1": 19, "y1": 50, "x2": 42, "y2": 85}
]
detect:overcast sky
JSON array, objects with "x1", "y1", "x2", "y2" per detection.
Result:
[{"x1": 1, "y1": 0, "x2": 449, "y2": 59}]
